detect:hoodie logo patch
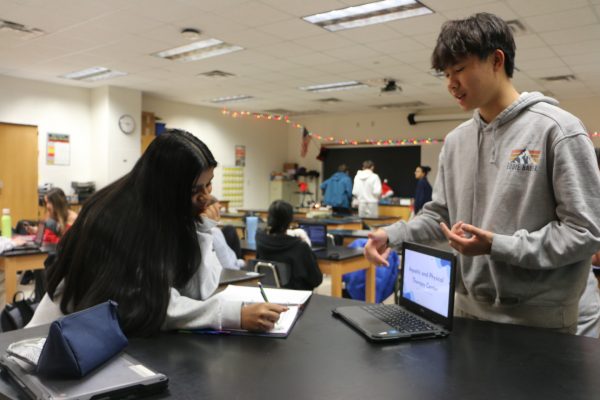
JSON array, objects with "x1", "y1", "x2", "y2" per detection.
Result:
[{"x1": 507, "y1": 149, "x2": 541, "y2": 172}]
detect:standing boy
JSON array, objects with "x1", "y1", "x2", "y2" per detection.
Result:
[
  {"x1": 352, "y1": 160, "x2": 382, "y2": 217},
  {"x1": 364, "y1": 13, "x2": 600, "y2": 333}
]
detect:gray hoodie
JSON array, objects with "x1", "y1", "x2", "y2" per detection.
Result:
[{"x1": 384, "y1": 92, "x2": 600, "y2": 331}]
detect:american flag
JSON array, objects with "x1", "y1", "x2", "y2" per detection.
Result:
[{"x1": 300, "y1": 127, "x2": 311, "y2": 157}]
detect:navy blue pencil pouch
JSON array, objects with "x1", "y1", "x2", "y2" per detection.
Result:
[{"x1": 36, "y1": 300, "x2": 128, "y2": 379}]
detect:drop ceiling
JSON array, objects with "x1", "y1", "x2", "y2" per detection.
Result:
[{"x1": 1, "y1": 0, "x2": 599, "y2": 115}]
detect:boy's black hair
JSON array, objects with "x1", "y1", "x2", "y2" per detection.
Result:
[{"x1": 431, "y1": 13, "x2": 516, "y2": 78}]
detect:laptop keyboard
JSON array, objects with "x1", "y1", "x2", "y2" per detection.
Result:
[{"x1": 363, "y1": 305, "x2": 435, "y2": 333}]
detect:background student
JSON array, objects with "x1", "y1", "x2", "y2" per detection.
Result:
[
  {"x1": 413, "y1": 165, "x2": 432, "y2": 215},
  {"x1": 203, "y1": 196, "x2": 246, "y2": 270},
  {"x1": 255, "y1": 200, "x2": 322, "y2": 290},
  {"x1": 27, "y1": 129, "x2": 286, "y2": 335},
  {"x1": 352, "y1": 160, "x2": 382, "y2": 217},
  {"x1": 320, "y1": 164, "x2": 353, "y2": 214},
  {"x1": 364, "y1": 13, "x2": 600, "y2": 334},
  {"x1": 27, "y1": 187, "x2": 78, "y2": 244}
]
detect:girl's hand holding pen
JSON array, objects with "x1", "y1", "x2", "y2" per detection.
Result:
[{"x1": 241, "y1": 303, "x2": 288, "y2": 332}]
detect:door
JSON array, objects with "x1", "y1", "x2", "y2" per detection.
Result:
[{"x1": 0, "y1": 123, "x2": 38, "y2": 223}]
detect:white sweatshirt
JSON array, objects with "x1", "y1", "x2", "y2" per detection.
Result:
[{"x1": 352, "y1": 169, "x2": 382, "y2": 203}]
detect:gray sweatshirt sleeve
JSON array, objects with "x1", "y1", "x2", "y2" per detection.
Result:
[
  {"x1": 383, "y1": 150, "x2": 449, "y2": 247},
  {"x1": 492, "y1": 134, "x2": 600, "y2": 268},
  {"x1": 212, "y1": 227, "x2": 241, "y2": 270},
  {"x1": 162, "y1": 288, "x2": 242, "y2": 330}
]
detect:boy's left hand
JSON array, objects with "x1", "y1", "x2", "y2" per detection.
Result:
[{"x1": 440, "y1": 220, "x2": 493, "y2": 256}]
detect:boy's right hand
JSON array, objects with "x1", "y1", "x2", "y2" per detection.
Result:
[
  {"x1": 364, "y1": 229, "x2": 391, "y2": 266},
  {"x1": 241, "y1": 303, "x2": 288, "y2": 331}
]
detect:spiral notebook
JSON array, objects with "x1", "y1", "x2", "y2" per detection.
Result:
[{"x1": 182, "y1": 285, "x2": 312, "y2": 338}]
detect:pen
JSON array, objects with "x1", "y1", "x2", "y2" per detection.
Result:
[{"x1": 258, "y1": 282, "x2": 269, "y2": 302}]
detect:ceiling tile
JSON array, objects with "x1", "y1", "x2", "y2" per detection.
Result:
[
  {"x1": 505, "y1": 0, "x2": 589, "y2": 18},
  {"x1": 440, "y1": 1, "x2": 518, "y2": 20},
  {"x1": 258, "y1": 18, "x2": 323, "y2": 40},
  {"x1": 515, "y1": 46, "x2": 556, "y2": 61},
  {"x1": 524, "y1": 7, "x2": 598, "y2": 33},
  {"x1": 515, "y1": 34, "x2": 546, "y2": 50}
]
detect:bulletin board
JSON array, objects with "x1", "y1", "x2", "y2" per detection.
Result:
[
  {"x1": 221, "y1": 166, "x2": 244, "y2": 209},
  {"x1": 46, "y1": 133, "x2": 70, "y2": 166}
]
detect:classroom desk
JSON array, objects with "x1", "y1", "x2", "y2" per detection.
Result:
[
  {"x1": 241, "y1": 241, "x2": 375, "y2": 303},
  {"x1": 238, "y1": 208, "x2": 309, "y2": 219},
  {"x1": 329, "y1": 229, "x2": 372, "y2": 246},
  {"x1": 2, "y1": 295, "x2": 599, "y2": 400},
  {"x1": 218, "y1": 268, "x2": 262, "y2": 288},
  {"x1": 295, "y1": 217, "x2": 363, "y2": 231},
  {"x1": 219, "y1": 213, "x2": 245, "y2": 222},
  {"x1": 0, "y1": 248, "x2": 50, "y2": 304},
  {"x1": 361, "y1": 215, "x2": 399, "y2": 227},
  {"x1": 378, "y1": 203, "x2": 412, "y2": 220}
]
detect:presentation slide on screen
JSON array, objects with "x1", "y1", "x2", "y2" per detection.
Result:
[{"x1": 402, "y1": 249, "x2": 452, "y2": 317}]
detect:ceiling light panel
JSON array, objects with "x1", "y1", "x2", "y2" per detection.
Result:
[
  {"x1": 210, "y1": 95, "x2": 254, "y2": 104},
  {"x1": 153, "y1": 39, "x2": 243, "y2": 62},
  {"x1": 299, "y1": 81, "x2": 368, "y2": 92},
  {"x1": 302, "y1": 0, "x2": 433, "y2": 32},
  {"x1": 60, "y1": 67, "x2": 127, "y2": 82},
  {"x1": 0, "y1": 18, "x2": 44, "y2": 38}
]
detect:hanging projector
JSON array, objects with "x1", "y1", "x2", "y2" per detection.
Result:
[{"x1": 381, "y1": 79, "x2": 401, "y2": 93}]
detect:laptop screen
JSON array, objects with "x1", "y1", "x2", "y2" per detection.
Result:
[
  {"x1": 402, "y1": 246, "x2": 453, "y2": 318},
  {"x1": 299, "y1": 223, "x2": 327, "y2": 248}
]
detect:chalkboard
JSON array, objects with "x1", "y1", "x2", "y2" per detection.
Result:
[{"x1": 321, "y1": 146, "x2": 420, "y2": 198}]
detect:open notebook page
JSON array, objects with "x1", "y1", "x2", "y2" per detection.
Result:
[{"x1": 216, "y1": 285, "x2": 312, "y2": 305}]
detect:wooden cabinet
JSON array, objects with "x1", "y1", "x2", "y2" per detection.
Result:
[{"x1": 141, "y1": 111, "x2": 156, "y2": 153}]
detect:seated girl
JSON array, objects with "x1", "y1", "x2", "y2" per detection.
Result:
[
  {"x1": 255, "y1": 200, "x2": 323, "y2": 291},
  {"x1": 27, "y1": 129, "x2": 286, "y2": 336},
  {"x1": 27, "y1": 188, "x2": 78, "y2": 244}
]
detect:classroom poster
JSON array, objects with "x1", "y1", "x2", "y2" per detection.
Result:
[
  {"x1": 46, "y1": 133, "x2": 70, "y2": 166},
  {"x1": 235, "y1": 145, "x2": 246, "y2": 166},
  {"x1": 221, "y1": 166, "x2": 244, "y2": 209}
]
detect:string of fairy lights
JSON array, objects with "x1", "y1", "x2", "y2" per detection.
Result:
[{"x1": 220, "y1": 108, "x2": 600, "y2": 145}]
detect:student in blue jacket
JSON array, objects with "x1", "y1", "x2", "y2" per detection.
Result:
[{"x1": 320, "y1": 164, "x2": 352, "y2": 214}]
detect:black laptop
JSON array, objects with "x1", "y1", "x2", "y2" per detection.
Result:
[
  {"x1": 299, "y1": 222, "x2": 328, "y2": 252},
  {"x1": 333, "y1": 241, "x2": 456, "y2": 342}
]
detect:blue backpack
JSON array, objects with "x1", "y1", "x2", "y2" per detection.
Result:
[{"x1": 342, "y1": 239, "x2": 399, "y2": 303}]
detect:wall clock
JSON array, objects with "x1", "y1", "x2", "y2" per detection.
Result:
[{"x1": 118, "y1": 114, "x2": 136, "y2": 134}]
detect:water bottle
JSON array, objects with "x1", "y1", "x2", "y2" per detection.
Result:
[
  {"x1": 246, "y1": 216, "x2": 258, "y2": 245},
  {"x1": 1, "y1": 208, "x2": 12, "y2": 238}
]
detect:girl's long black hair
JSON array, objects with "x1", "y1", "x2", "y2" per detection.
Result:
[
  {"x1": 46, "y1": 129, "x2": 217, "y2": 336},
  {"x1": 267, "y1": 200, "x2": 293, "y2": 234}
]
